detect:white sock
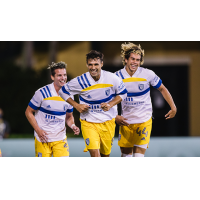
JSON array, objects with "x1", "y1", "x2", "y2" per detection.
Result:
[
  {"x1": 122, "y1": 153, "x2": 132, "y2": 157},
  {"x1": 133, "y1": 153, "x2": 144, "y2": 157}
]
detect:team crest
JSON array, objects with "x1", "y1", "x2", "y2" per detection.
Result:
[
  {"x1": 63, "y1": 105, "x2": 68, "y2": 111},
  {"x1": 85, "y1": 138, "x2": 90, "y2": 146},
  {"x1": 38, "y1": 152, "x2": 42, "y2": 157},
  {"x1": 138, "y1": 84, "x2": 144, "y2": 90},
  {"x1": 105, "y1": 89, "x2": 110, "y2": 96}
]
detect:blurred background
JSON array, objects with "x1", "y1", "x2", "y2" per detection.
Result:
[{"x1": 0, "y1": 41, "x2": 200, "y2": 156}]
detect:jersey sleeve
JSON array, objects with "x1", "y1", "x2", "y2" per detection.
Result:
[
  {"x1": 66, "y1": 96, "x2": 74, "y2": 113},
  {"x1": 59, "y1": 77, "x2": 82, "y2": 101},
  {"x1": 149, "y1": 70, "x2": 162, "y2": 89},
  {"x1": 28, "y1": 90, "x2": 43, "y2": 110},
  {"x1": 113, "y1": 75, "x2": 127, "y2": 100}
]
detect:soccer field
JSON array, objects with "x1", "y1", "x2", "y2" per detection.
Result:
[{"x1": 1, "y1": 137, "x2": 200, "y2": 157}]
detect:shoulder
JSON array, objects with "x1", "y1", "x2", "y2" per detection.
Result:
[
  {"x1": 140, "y1": 67, "x2": 155, "y2": 77},
  {"x1": 103, "y1": 70, "x2": 120, "y2": 79}
]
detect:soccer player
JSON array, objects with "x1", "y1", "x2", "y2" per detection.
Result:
[
  {"x1": 25, "y1": 61, "x2": 80, "y2": 157},
  {"x1": 59, "y1": 50, "x2": 127, "y2": 157},
  {"x1": 115, "y1": 42, "x2": 177, "y2": 157}
]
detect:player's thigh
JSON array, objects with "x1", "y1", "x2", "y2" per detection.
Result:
[
  {"x1": 52, "y1": 138, "x2": 69, "y2": 157},
  {"x1": 133, "y1": 118, "x2": 152, "y2": 146},
  {"x1": 118, "y1": 125, "x2": 134, "y2": 148},
  {"x1": 35, "y1": 137, "x2": 52, "y2": 157},
  {"x1": 99, "y1": 118, "x2": 115, "y2": 156},
  {"x1": 81, "y1": 120, "x2": 100, "y2": 150}
]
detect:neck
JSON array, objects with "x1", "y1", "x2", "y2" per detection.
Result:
[
  {"x1": 125, "y1": 66, "x2": 137, "y2": 76},
  {"x1": 53, "y1": 82, "x2": 61, "y2": 95}
]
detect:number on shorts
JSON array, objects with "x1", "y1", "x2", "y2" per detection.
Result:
[
  {"x1": 136, "y1": 127, "x2": 148, "y2": 137},
  {"x1": 142, "y1": 127, "x2": 148, "y2": 137},
  {"x1": 136, "y1": 127, "x2": 141, "y2": 136}
]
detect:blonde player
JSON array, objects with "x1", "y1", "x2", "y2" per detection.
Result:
[
  {"x1": 59, "y1": 50, "x2": 127, "y2": 157},
  {"x1": 115, "y1": 42, "x2": 177, "y2": 157},
  {"x1": 25, "y1": 62, "x2": 80, "y2": 157}
]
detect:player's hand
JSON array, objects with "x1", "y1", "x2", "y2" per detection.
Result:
[
  {"x1": 165, "y1": 108, "x2": 177, "y2": 119},
  {"x1": 115, "y1": 115, "x2": 129, "y2": 126},
  {"x1": 76, "y1": 104, "x2": 90, "y2": 113},
  {"x1": 72, "y1": 125, "x2": 80, "y2": 135},
  {"x1": 37, "y1": 129, "x2": 48, "y2": 143},
  {"x1": 100, "y1": 103, "x2": 111, "y2": 111}
]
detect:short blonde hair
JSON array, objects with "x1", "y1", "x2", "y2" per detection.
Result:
[{"x1": 121, "y1": 42, "x2": 145, "y2": 66}]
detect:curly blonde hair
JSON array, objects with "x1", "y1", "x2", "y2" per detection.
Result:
[{"x1": 121, "y1": 42, "x2": 145, "y2": 66}]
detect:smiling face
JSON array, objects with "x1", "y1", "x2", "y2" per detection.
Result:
[
  {"x1": 87, "y1": 58, "x2": 103, "y2": 81},
  {"x1": 51, "y1": 68, "x2": 67, "y2": 92},
  {"x1": 125, "y1": 52, "x2": 141, "y2": 76}
]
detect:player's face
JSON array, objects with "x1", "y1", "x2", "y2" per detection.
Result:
[
  {"x1": 51, "y1": 68, "x2": 67, "y2": 88},
  {"x1": 125, "y1": 53, "x2": 141, "y2": 75},
  {"x1": 87, "y1": 58, "x2": 103, "y2": 81}
]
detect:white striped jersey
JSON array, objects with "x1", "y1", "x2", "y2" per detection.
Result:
[
  {"x1": 59, "y1": 70, "x2": 127, "y2": 123},
  {"x1": 115, "y1": 66, "x2": 162, "y2": 124},
  {"x1": 28, "y1": 82, "x2": 73, "y2": 142}
]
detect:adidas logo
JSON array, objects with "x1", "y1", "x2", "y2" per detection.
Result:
[
  {"x1": 87, "y1": 95, "x2": 92, "y2": 99},
  {"x1": 47, "y1": 105, "x2": 51, "y2": 108},
  {"x1": 141, "y1": 137, "x2": 146, "y2": 140}
]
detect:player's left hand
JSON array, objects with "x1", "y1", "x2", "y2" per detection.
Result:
[
  {"x1": 165, "y1": 108, "x2": 177, "y2": 119},
  {"x1": 100, "y1": 103, "x2": 111, "y2": 111},
  {"x1": 72, "y1": 125, "x2": 80, "y2": 135}
]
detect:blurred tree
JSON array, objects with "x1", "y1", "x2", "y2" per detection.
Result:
[{"x1": 22, "y1": 41, "x2": 33, "y2": 69}]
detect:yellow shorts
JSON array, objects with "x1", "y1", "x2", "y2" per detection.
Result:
[
  {"x1": 35, "y1": 137, "x2": 69, "y2": 157},
  {"x1": 118, "y1": 118, "x2": 152, "y2": 148},
  {"x1": 80, "y1": 118, "x2": 115, "y2": 155}
]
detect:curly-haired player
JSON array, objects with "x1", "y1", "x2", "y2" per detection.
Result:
[
  {"x1": 115, "y1": 42, "x2": 177, "y2": 157},
  {"x1": 25, "y1": 61, "x2": 80, "y2": 157}
]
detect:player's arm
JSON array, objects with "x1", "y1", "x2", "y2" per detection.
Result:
[
  {"x1": 65, "y1": 112, "x2": 80, "y2": 135},
  {"x1": 157, "y1": 83, "x2": 177, "y2": 119},
  {"x1": 101, "y1": 96, "x2": 123, "y2": 111},
  {"x1": 66, "y1": 98, "x2": 90, "y2": 113},
  {"x1": 25, "y1": 106, "x2": 48, "y2": 142}
]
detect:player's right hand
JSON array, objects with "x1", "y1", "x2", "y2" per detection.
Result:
[
  {"x1": 76, "y1": 104, "x2": 90, "y2": 113},
  {"x1": 115, "y1": 115, "x2": 129, "y2": 126},
  {"x1": 37, "y1": 129, "x2": 48, "y2": 143}
]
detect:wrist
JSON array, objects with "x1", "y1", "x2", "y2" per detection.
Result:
[{"x1": 71, "y1": 124, "x2": 75, "y2": 129}]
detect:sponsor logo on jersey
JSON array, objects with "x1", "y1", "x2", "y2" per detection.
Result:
[
  {"x1": 85, "y1": 138, "x2": 90, "y2": 146},
  {"x1": 47, "y1": 105, "x2": 51, "y2": 108},
  {"x1": 118, "y1": 134, "x2": 121, "y2": 141},
  {"x1": 141, "y1": 137, "x2": 146, "y2": 141},
  {"x1": 138, "y1": 84, "x2": 144, "y2": 90},
  {"x1": 154, "y1": 76, "x2": 159, "y2": 82},
  {"x1": 105, "y1": 89, "x2": 110, "y2": 96},
  {"x1": 87, "y1": 95, "x2": 92, "y2": 99},
  {"x1": 118, "y1": 81, "x2": 125, "y2": 90},
  {"x1": 32, "y1": 97, "x2": 38, "y2": 104},
  {"x1": 38, "y1": 152, "x2": 42, "y2": 157},
  {"x1": 63, "y1": 105, "x2": 68, "y2": 111}
]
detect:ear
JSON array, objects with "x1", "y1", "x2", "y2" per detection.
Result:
[
  {"x1": 101, "y1": 61, "x2": 103, "y2": 68},
  {"x1": 51, "y1": 75, "x2": 54, "y2": 81},
  {"x1": 125, "y1": 58, "x2": 127, "y2": 64}
]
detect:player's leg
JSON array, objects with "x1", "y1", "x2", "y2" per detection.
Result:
[
  {"x1": 52, "y1": 138, "x2": 69, "y2": 157},
  {"x1": 99, "y1": 118, "x2": 116, "y2": 157},
  {"x1": 133, "y1": 118, "x2": 152, "y2": 157},
  {"x1": 118, "y1": 125, "x2": 135, "y2": 157},
  {"x1": 81, "y1": 119, "x2": 101, "y2": 157},
  {"x1": 35, "y1": 137, "x2": 52, "y2": 157}
]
